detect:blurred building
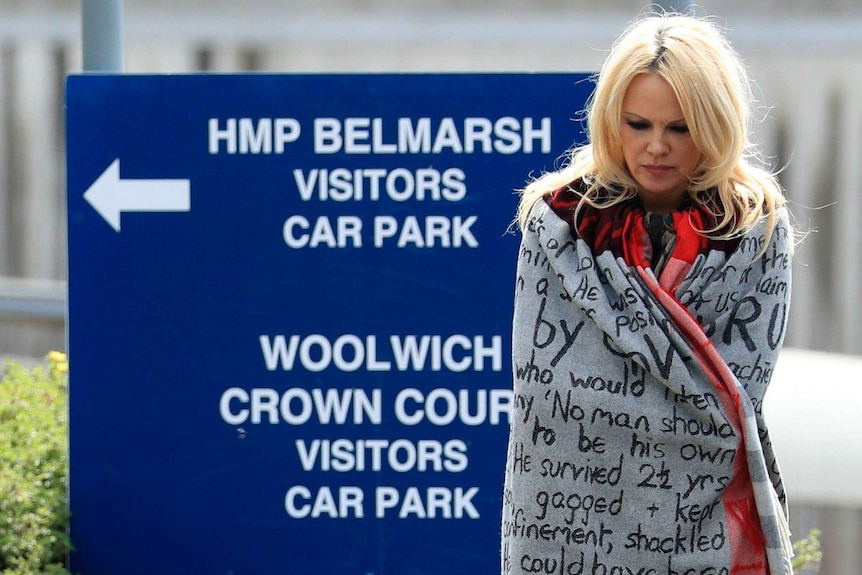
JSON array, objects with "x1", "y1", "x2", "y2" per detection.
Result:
[{"x1": 1, "y1": 0, "x2": 861, "y2": 573}]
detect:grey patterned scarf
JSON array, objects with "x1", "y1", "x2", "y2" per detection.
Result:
[{"x1": 502, "y1": 198, "x2": 794, "y2": 575}]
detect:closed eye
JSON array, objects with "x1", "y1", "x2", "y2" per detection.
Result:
[
  {"x1": 626, "y1": 120, "x2": 650, "y2": 130},
  {"x1": 669, "y1": 124, "x2": 690, "y2": 134}
]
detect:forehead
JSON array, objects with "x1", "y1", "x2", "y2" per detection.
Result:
[{"x1": 621, "y1": 73, "x2": 684, "y2": 118}]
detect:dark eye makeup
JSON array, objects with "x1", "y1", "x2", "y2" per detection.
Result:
[
  {"x1": 624, "y1": 118, "x2": 690, "y2": 134},
  {"x1": 626, "y1": 120, "x2": 650, "y2": 130}
]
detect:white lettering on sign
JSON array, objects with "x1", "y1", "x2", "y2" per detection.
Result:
[
  {"x1": 207, "y1": 103, "x2": 544, "y2": 528},
  {"x1": 208, "y1": 118, "x2": 301, "y2": 154},
  {"x1": 374, "y1": 486, "x2": 480, "y2": 519},
  {"x1": 393, "y1": 388, "x2": 512, "y2": 426},
  {"x1": 373, "y1": 215, "x2": 477, "y2": 248},
  {"x1": 294, "y1": 438, "x2": 469, "y2": 472},
  {"x1": 219, "y1": 387, "x2": 382, "y2": 425},
  {"x1": 283, "y1": 215, "x2": 364, "y2": 248},
  {"x1": 258, "y1": 334, "x2": 502, "y2": 372},
  {"x1": 219, "y1": 387, "x2": 513, "y2": 427},
  {"x1": 283, "y1": 485, "x2": 480, "y2": 520},
  {"x1": 281, "y1": 215, "x2": 478, "y2": 249},
  {"x1": 313, "y1": 117, "x2": 551, "y2": 155},
  {"x1": 285, "y1": 485, "x2": 365, "y2": 519},
  {"x1": 207, "y1": 117, "x2": 551, "y2": 155},
  {"x1": 293, "y1": 167, "x2": 466, "y2": 202}
]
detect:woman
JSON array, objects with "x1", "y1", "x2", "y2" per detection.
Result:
[{"x1": 502, "y1": 12, "x2": 794, "y2": 575}]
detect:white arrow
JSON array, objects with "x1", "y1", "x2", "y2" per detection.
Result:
[{"x1": 83, "y1": 158, "x2": 191, "y2": 232}]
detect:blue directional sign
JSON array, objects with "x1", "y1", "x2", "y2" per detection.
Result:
[{"x1": 66, "y1": 73, "x2": 591, "y2": 575}]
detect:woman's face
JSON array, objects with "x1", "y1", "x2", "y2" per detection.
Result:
[{"x1": 619, "y1": 73, "x2": 703, "y2": 214}]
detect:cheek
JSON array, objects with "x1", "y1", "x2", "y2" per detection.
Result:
[
  {"x1": 686, "y1": 147, "x2": 704, "y2": 170},
  {"x1": 619, "y1": 132, "x2": 638, "y2": 161},
  {"x1": 677, "y1": 139, "x2": 701, "y2": 169}
]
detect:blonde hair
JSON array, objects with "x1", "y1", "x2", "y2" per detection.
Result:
[{"x1": 516, "y1": 12, "x2": 785, "y2": 242}]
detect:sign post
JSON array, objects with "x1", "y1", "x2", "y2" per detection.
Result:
[
  {"x1": 82, "y1": 0, "x2": 123, "y2": 72},
  {"x1": 66, "y1": 73, "x2": 590, "y2": 574}
]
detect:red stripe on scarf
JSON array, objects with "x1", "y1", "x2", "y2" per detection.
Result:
[{"x1": 647, "y1": 282, "x2": 768, "y2": 573}]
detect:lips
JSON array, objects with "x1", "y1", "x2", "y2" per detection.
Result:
[{"x1": 643, "y1": 165, "x2": 673, "y2": 177}]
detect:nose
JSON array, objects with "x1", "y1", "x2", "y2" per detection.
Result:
[{"x1": 646, "y1": 130, "x2": 670, "y2": 157}]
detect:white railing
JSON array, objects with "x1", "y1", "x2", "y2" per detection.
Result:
[
  {"x1": 0, "y1": 277, "x2": 65, "y2": 320},
  {"x1": 770, "y1": 348, "x2": 862, "y2": 575}
]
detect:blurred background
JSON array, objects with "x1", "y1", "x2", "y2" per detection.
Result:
[{"x1": 1, "y1": 0, "x2": 861, "y2": 572}]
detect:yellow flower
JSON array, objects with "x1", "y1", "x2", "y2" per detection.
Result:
[{"x1": 48, "y1": 351, "x2": 69, "y2": 373}]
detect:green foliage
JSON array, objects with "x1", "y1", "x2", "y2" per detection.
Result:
[
  {"x1": 0, "y1": 352, "x2": 71, "y2": 575},
  {"x1": 793, "y1": 529, "x2": 822, "y2": 573}
]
